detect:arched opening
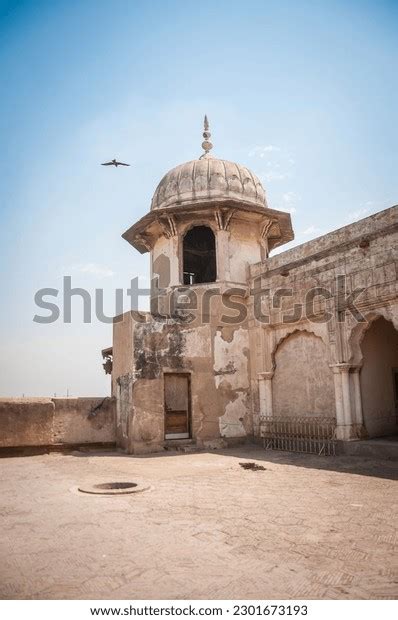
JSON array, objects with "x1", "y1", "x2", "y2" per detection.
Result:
[
  {"x1": 360, "y1": 317, "x2": 398, "y2": 438},
  {"x1": 183, "y1": 226, "x2": 216, "y2": 285},
  {"x1": 273, "y1": 331, "x2": 335, "y2": 418}
]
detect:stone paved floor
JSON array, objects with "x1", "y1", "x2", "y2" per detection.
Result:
[{"x1": 0, "y1": 446, "x2": 397, "y2": 600}]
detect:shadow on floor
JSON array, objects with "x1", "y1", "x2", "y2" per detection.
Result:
[
  {"x1": 3, "y1": 438, "x2": 397, "y2": 480},
  {"x1": 216, "y1": 445, "x2": 398, "y2": 481},
  {"x1": 63, "y1": 442, "x2": 398, "y2": 481}
]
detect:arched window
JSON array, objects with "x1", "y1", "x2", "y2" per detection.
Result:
[{"x1": 183, "y1": 226, "x2": 216, "y2": 285}]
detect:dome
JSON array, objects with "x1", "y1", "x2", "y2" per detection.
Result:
[
  {"x1": 151, "y1": 157, "x2": 267, "y2": 211},
  {"x1": 123, "y1": 119, "x2": 294, "y2": 254}
]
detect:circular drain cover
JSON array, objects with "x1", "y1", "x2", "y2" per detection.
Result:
[{"x1": 78, "y1": 481, "x2": 149, "y2": 495}]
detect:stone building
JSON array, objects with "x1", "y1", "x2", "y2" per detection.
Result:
[{"x1": 106, "y1": 118, "x2": 398, "y2": 454}]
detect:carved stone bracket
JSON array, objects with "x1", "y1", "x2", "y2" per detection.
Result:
[
  {"x1": 260, "y1": 218, "x2": 275, "y2": 241},
  {"x1": 159, "y1": 215, "x2": 177, "y2": 238},
  {"x1": 215, "y1": 208, "x2": 235, "y2": 231},
  {"x1": 135, "y1": 233, "x2": 152, "y2": 251},
  {"x1": 260, "y1": 219, "x2": 275, "y2": 259}
]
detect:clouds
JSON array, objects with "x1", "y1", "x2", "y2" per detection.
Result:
[
  {"x1": 248, "y1": 145, "x2": 280, "y2": 158},
  {"x1": 280, "y1": 191, "x2": 300, "y2": 214},
  {"x1": 248, "y1": 142, "x2": 333, "y2": 245},
  {"x1": 299, "y1": 225, "x2": 320, "y2": 236},
  {"x1": 249, "y1": 145, "x2": 301, "y2": 216},
  {"x1": 344, "y1": 201, "x2": 378, "y2": 224},
  {"x1": 248, "y1": 143, "x2": 296, "y2": 187},
  {"x1": 345, "y1": 206, "x2": 371, "y2": 223},
  {"x1": 262, "y1": 170, "x2": 289, "y2": 182},
  {"x1": 73, "y1": 263, "x2": 114, "y2": 278},
  {"x1": 344, "y1": 199, "x2": 393, "y2": 224}
]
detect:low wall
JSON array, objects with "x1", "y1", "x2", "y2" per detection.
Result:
[{"x1": 0, "y1": 397, "x2": 115, "y2": 450}]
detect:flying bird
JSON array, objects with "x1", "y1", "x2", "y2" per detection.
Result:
[{"x1": 101, "y1": 159, "x2": 130, "y2": 167}]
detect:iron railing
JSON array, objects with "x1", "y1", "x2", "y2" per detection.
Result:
[{"x1": 259, "y1": 415, "x2": 337, "y2": 456}]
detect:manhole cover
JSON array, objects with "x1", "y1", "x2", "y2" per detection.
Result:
[{"x1": 78, "y1": 481, "x2": 150, "y2": 495}]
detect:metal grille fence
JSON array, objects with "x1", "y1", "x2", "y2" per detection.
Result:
[{"x1": 260, "y1": 416, "x2": 337, "y2": 456}]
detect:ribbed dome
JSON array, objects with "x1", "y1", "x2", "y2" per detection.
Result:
[{"x1": 151, "y1": 157, "x2": 267, "y2": 211}]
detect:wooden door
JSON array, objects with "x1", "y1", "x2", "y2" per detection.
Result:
[{"x1": 164, "y1": 374, "x2": 190, "y2": 439}]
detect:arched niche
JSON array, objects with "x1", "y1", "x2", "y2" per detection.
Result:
[{"x1": 272, "y1": 330, "x2": 335, "y2": 418}]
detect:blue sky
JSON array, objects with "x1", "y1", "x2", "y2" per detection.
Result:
[{"x1": 0, "y1": 0, "x2": 397, "y2": 396}]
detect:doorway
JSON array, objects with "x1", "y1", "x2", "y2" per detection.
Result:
[
  {"x1": 164, "y1": 373, "x2": 191, "y2": 439},
  {"x1": 360, "y1": 317, "x2": 398, "y2": 437}
]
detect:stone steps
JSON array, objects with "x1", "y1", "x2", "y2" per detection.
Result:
[{"x1": 163, "y1": 439, "x2": 199, "y2": 453}]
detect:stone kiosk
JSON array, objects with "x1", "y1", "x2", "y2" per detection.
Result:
[{"x1": 108, "y1": 118, "x2": 398, "y2": 454}]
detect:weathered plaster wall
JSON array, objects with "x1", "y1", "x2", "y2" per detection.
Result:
[
  {"x1": 130, "y1": 378, "x2": 164, "y2": 452},
  {"x1": 254, "y1": 206, "x2": 397, "y2": 274},
  {"x1": 272, "y1": 331, "x2": 335, "y2": 418},
  {"x1": 0, "y1": 397, "x2": 115, "y2": 449},
  {"x1": 228, "y1": 222, "x2": 262, "y2": 284},
  {"x1": 111, "y1": 300, "x2": 252, "y2": 453},
  {"x1": 360, "y1": 317, "x2": 398, "y2": 438},
  {"x1": 112, "y1": 312, "x2": 135, "y2": 449},
  {"x1": 152, "y1": 235, "x2": 173, "y2": 288},
  {"x1": 0, "y1": 398, "x2": 54, "y2": 447},
  {"x1": 129, "y1": 319, "x2": 221, "y2": 452},
  {"x1": 115, "y1": 375, "x2": 133, "y2": 451},
  {"x1": 112, "y1": 311, "x2": 135, "y2": 395},
  {"x1": 52, "y1": 398, "x2": 115, "y2": 444},
  {"x1": 128, "y1": 320, "x2": 188, "y2": 453},
  {"x1": 214, "y1": 327, "x2": 251, "y2": 437},
  {"x1": 249, "y1": 205, "x2": 398, "y2": 439}
]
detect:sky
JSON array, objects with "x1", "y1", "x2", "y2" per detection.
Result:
[{"x1": 0, "y1": 0, "x2": 397, "y2": 396}]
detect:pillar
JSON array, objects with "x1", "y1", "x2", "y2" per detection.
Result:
[
  {"x1": 216, "y1": 230, "x2": 231, "y2": 282},
  {"x1": 340, "y1": 364, "x2": 352, "y2": 427},
  {"x1": 351, "y1": 365, "x2": 364, "y2": 426},
  {"x1": 170, "y1": 236, "x2": 180, "y2": 286},
  {"x1": 330, "y1": 363, "x2": 364, "y2": 440},
  {"x1": 258, "y1": 371, "x2": 274, "y2": 418},
  {"x1": 331, "y1": 365, "x2": 345, "y2": 431}
]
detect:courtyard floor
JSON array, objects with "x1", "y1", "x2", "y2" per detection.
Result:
[{"x1": 0, "y1": 446, "x2": 397, "y2": 600}]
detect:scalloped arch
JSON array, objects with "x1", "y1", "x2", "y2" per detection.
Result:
[
  {"x1": 271, "y1": 325, "x2": 331, "y2": 368},
  {"x1": 348, "y1": 308, "x2": 398, "y2": 365}
]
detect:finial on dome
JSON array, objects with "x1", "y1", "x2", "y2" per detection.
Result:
[{"x1": 200, "y1": 114, "x2": 213, "y2": 159}]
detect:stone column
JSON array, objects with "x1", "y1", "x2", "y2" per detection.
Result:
[
  {"x1": 330, "y1": 365, "x2": 345, "y2": 432},
  {"x1": 340, "y1": 364, "x2": 352, "y2": 426},
  {"x1": 169, "y1": 236, "x2": 180, "y2": 286},
  {"x1": 258, "y1": 371, "x2": 274, "y2": 418},
  {"x1": 216, "y1": 230, "x2": 231, "y2": 282},
  {"x1": 330, "y1": 363, "x2": 360, "y2": 440},
  {"x1": 351, "y1": 365, "x2": 363, "y2": 426}
]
